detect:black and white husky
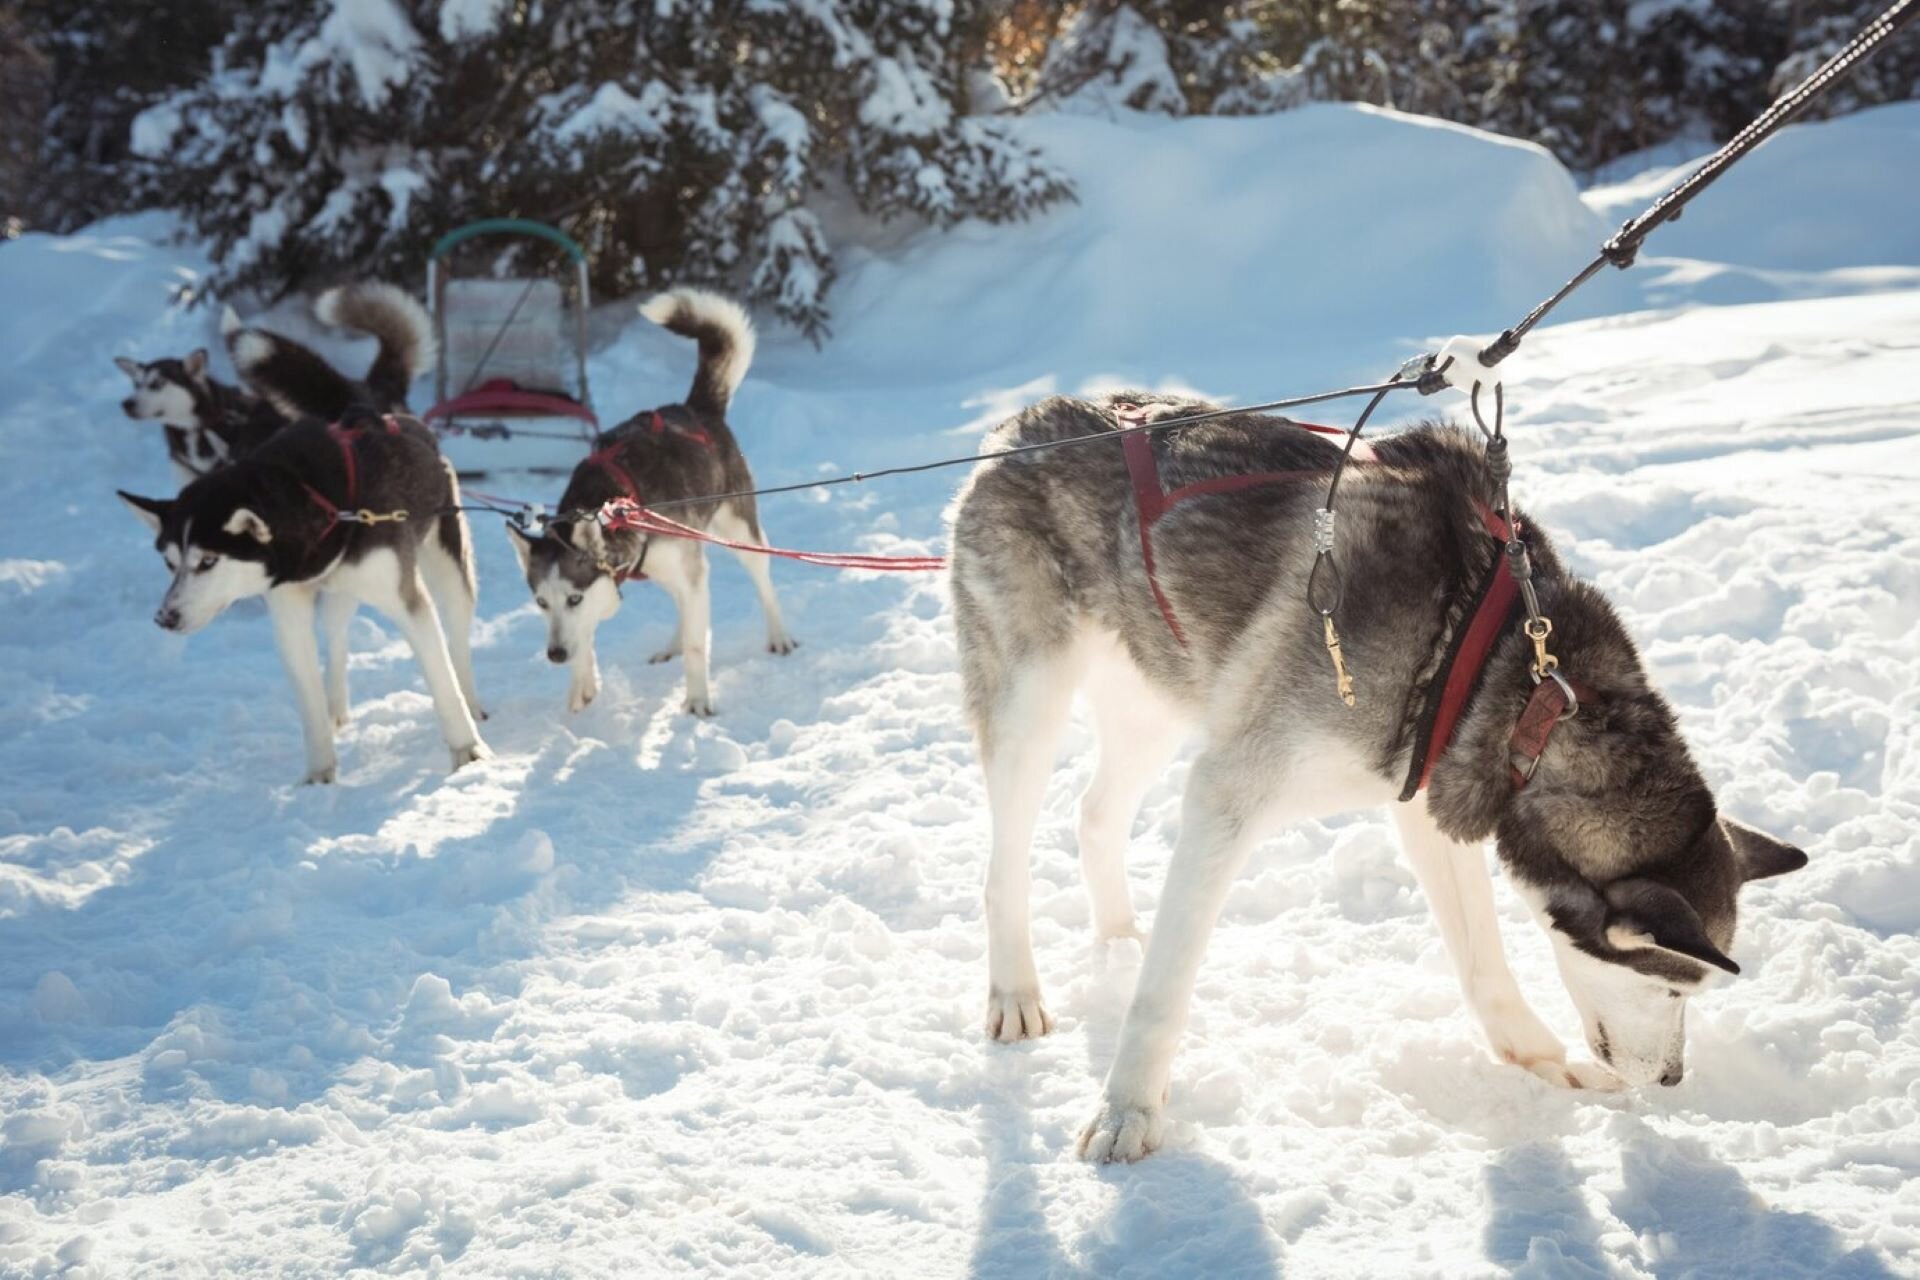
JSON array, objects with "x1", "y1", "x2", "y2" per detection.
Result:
[
  {"x1": 948, "y1": 391, "x2": 1808, "y2": 1163},
  {"x1": 114, "y1": 282, "x2": 429, "y2": 484},
  {"x1": 114, "y1": 347, "x2": 286, "y2": 485},
  {"x1": 117, "y1": 284, "x2": 487, "y2": 783},
  {"x1": 508, "y1": 288, "x2": 795, "y2": 715}
]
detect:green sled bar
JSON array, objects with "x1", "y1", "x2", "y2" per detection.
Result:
[{"x1": 428, "y1": 219, "x2": 588, "y2": 264}]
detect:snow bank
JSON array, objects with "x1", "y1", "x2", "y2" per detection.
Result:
[
  {"x1": 781, "y1": 104, "x2": 1625, "y2": 390},
  {"x1": 1586, "y1": 102, "x2": 1920, "y2": 273}
]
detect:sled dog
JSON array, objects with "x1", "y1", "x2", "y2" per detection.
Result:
[
  {"x1": 508, "y1": 288, "x2": 795, "y2": 716},
  {"x1": 115, "y1": 281, "x2": 429, "y2": 484},
  {"x1": 114, "y1": 347, "x2": 286, "y2": 485},
  {"x1": 118, "y1": 284, "x2": 486, "y2": 783},
  {"x1": 947, "y1": 391, "x2": 1807, "y2": 1163}
]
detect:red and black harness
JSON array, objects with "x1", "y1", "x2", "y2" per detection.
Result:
[
  {"x1": 302, "y1": 414, "x2": 412, "y2": 538},
  {"x1": 581, "y1": 410, "x2": 714, "y2": 582},
  {"x1": 1115, "y1": 402, "x2": 1590, "y2": 800}
]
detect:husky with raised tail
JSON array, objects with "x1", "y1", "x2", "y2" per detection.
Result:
[
  {"x1": 948, "y1": 391, "x2": 1807, "y2": 1163},
  {"x1": 114, "y1": 281, "x2": 432, "y2": 484},
  {"x1": 508, "y1": 288, "x2": 795, "y2": 716},
  {"x1": 118, "y1": 283, "x2": 487, "y2": 784}
]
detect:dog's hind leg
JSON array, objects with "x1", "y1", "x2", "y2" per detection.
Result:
[
  {"x1": 1392, "y1": 801, "x2": 1619, "y2": 1091},
  {"x1": 266, "y1": 585, "x2": 338, "y2": 784},
  {"x1": 977, "y1": 642, "x2": 1084, "y2": 1042},
  {"x1": 351, "y1": 550, "x2": 488, "y2": 772},
  {"x1": 420, "y1": 514, "x2": 485, "y2": 721},
  {"x1": 1077, "y1": 640, "x2": 1184, "y2": 943},
  {"x1": 711, "y1": 502, "x2": 796, "y2": 655},
  {"x1": 320, "y1": 591, "x2": 355, "y2": 729}
]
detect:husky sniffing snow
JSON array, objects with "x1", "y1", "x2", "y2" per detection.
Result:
[
  {"x1": 948, "y1": 392, "x2": 1808, "y2": 1163},
  {"x1": 118, "y1": 284, "x2": 487, "y2": 784},
  {"x1": 508, "y1": 288, "x2": 795, "y2": 716},
  {"x1": 114, "y1": 348, "x2": 287, "y2": 486}
]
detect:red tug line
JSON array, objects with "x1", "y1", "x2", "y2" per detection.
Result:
[{"x1": 592, "y1": 416, "x2": 1348, "y2": 576}]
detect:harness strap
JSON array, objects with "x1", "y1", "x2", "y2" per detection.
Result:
[
  {"x1": 583, "y1": 442, "x2": 650, "y2": 581},
  {"x1": 649, "y1": 409, "x2": 713, "y2": 448},
  {"x1": 1509, "y1": 673, "x2": 1596, "y2": 789},
  {"x1": 1399, "y1": 505, "x2": 1518, "y2": 799},
  {"x1": 306, "y1": 415, "x2": 405, "y2": 539},
  {"x1": 1117, "y1": 405, "x2": 1352, "y2": 650}
]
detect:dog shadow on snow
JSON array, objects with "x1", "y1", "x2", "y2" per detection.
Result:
[
  {"x1": 1483, "y1": 1126, "x2": 1897, "y2": 1278},
  {"x1": 966, "y1": 946, "x2": 1284, "y2": 1279}
]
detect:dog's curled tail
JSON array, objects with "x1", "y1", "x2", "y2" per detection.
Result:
[
  {"x1": 224, "y1": 306, "x2": 358, "y2": 423},
  {"x1": 315, "y1": 282, "x2": 436, "y2": 408},
  {"x1": 640, "y1": 287, "x2": 755, "y2": 418}
]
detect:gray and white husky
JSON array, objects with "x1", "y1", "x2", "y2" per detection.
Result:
[
  {"x1": 508, "y1": 288, "x2": 795, "y2": 716},
  {"x1": 118, "y1": 284, "x2": 487, "y2": 783},
  {"x1": 948, "y1": 390, "x2": 1808, "y2": 1163}
]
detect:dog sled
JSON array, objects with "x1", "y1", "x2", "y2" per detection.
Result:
[{"x1": 421, "y1": 219, "x2": 598, "y2": 477}]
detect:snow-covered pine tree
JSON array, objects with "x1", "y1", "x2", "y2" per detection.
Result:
[
  {"x1": 132, "y1": 0, "x2": 1073, "y2": 340},
  {"x1": 1773, "y1": 0, "x2": 1920, "y2": 118},
  {"x1": 1032, "y1": 1, "x2": 1304, "y2": 115},
  {"x1": 11, "y1": 0, "x2": 234, "y2": 232}
]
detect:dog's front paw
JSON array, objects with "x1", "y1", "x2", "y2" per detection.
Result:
[
  {"x1": 985, "y1": 988, "x2": 1053, "y2": 1043},
  {"x1": 1522, "y1": 1057, "x2": 1625, "y2": 1092},
  {"x1": 449, "y1": 741, "x2": 490, "y2": 772},
  {"x1": 329, "y1": 703, "x2": 351, "y2": 730},
  {"x1": 302, "y1": 760, "x2": 339, "y2": 786},
  {"x1": 683, "y1": 695, "x2": 715, "y2": 717},
  {"x1": 1077, "y1": 1098, "x2": 1165, "y2": 1164},
  {"x1": 1484, "y1": 996, "x2": 1567, "y2": 1070},
  {"x1": 568, "y1": 682, "x2": 597, "y2": 713},
  {"x1": 768, "y1": 633, "x2": 799, "y2": 656},
  {"x1": 648, "y1": 646, "x2": 681, "y2": 665}
]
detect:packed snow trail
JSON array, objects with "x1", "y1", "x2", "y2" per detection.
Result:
[{"x1": 1, "y1": 104, "x2": 1917, "y2": 1276}]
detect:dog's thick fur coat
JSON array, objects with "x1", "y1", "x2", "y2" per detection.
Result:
[
  {"x1": 948, "y1": 391, "x2": 1806, "y2": 1162},
  {"x1": 119, "y1": 286, "x2": 482, "y2": 783},
  {"x1": 509, "y1": 288, "x2": 793, "y2": 715}
]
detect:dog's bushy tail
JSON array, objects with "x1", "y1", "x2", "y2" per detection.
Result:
[
  {"x1": 223, "y1": 306, "x2": 356, "y2": 422},
  {"x1": 315, "y1": 282, "x2": 435, "y2": 408},
  {"x1": 640, "y1": 287, "x2": 755, "y2": 418}
]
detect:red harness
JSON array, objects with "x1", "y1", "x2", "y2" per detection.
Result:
[
  {"x1": 1114, "y1": 404, "x2": 1588, "y2": 797},
  {"x1": 1118, "y1": 405, "x2": 1354, "y2": 648},
  {"x1": 584, "y1": 412, "x2": 714, "y2": 582},
  {"x1": 304, "y1": 414, "x2": 404, "y2": 538}
]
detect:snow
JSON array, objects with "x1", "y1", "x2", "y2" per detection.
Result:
[
  {"x1": 2, "y1": 102, "x2": 1919, "y2": 1275},
  {"x1": 547, "y1": 82, "x2": 671, "y2": 148},
  {"x1": 308, "y1": 0, "x2": 423, "y2": 110}
]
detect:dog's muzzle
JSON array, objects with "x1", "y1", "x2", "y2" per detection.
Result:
[
  {"x1": 547, "y1": 645, "x2": 569, "y2": 664},
  {"x1": 155, "y1": 606, "x2": 183, "y2": 631}
]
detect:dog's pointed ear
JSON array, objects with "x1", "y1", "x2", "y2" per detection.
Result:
[
  {"x1": 505, "y1": 522, "x2": 534, "y2": 573},
  {"x1": 223, "y1": 508, "x2": 272, "y2": 544},
  {"x1": 1603, "y1": 878, "x2": 1739, "y2": 975},
  {"x1": 1722, "y1": 817, "x2": 1807, "y2": 883},
  {"x1": 183, "y1": 348, "x2": 209, "y2": 380},
  {"x1": 118, "y1": 491, "x2": 170, "y2": 535},
  {"x1": 563, "y1": 517, "x2": 607, "y2": 560},
  {"x1": 114, "y1": 356, "x2": 142, "y2": 381}
]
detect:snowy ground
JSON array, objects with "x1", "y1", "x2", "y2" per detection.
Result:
[{"x1": 1, "y1": 104, "x2": 1917, "y2": 1277}]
